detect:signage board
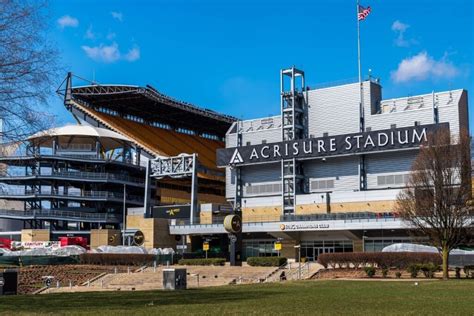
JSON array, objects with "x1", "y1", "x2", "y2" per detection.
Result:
[
  {"x1": 203, "y1": 242, "x2": 209, "y2": 251},
  {"x1": 280, "y1": 223, "x2": 331, "y2": 231},
  {"x1": 224, "y1": 215, "x2": 242, "y2": 233},
  {"x1": 217, "y1": 123, "x2": 448, "y2": 167},
  {"x1": 19, "y1": 241, "x2": 60, "y2": 250},
  {"x1": 152, "y1": 205, "x2": 191, "y2": 219},
  {"x1": 274, "y1": 242, "x2": 282, "y2": 251}
]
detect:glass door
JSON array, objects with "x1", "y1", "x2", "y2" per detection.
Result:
[{"x1": 314, "y1": 247, "x2": 335, "y2": 260}]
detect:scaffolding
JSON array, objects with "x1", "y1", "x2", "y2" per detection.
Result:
[{"x1": 280, "y1": 67, "x2": 307, "y2": 214}]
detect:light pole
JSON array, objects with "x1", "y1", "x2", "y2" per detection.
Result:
[
  {"x1": 362, "y1": 230, "x2": 367, "y2": 252},
  {"x1": 294, "y1": 244, "x2": 301, "y2": 280},
  {"x1": 122, "y1": 184, "x2": 126, "y2": 246}
]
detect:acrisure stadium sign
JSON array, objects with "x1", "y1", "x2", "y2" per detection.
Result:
[{"x1": 217, "y1": 123, "x2": 448, "y2": 167}]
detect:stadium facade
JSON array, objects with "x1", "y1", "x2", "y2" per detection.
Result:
[
  {"x1": 0, "y1": 125, "x2": 147, "y2": 241},
  {"x1": 0, "y1": 69, "x2": 470, "y2": 259},
  {"x1": 170, "y1": 68, "x2": 470, "y2": 260}
]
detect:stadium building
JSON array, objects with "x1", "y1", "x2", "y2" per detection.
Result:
[
  {"x1": 0, "y1": 69, "x2": 469, "y2": 259},
  {"x1": 169, "y1": 67, "x2": 470, "y2": 261},
  {"x1": 0, "y1": 124, "x2": 148, "y2": 244}
]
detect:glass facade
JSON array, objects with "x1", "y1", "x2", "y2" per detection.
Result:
[
  {"x1": 301, "y1": 240, "x2": 353, "y2": 261},
  {"x1": 242, "y1": 240, "x2": 278, "y2": 260},
  {"x1": 364, "y1": 238, "x2": 411, "y2": 252}
]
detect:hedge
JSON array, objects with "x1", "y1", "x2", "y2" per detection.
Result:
[
  {"x1": 246, "y1": 257, "x2": 287, "y2": 267},
  {"x1": 79, "y1": 254, "x2": 156, "y2": 266},
  {"x1": 317, "y1": 252, "x2": 441, "y2": 269},
  {"x1": 178, "y1": 258, "x2": 226, "y2": 266}
]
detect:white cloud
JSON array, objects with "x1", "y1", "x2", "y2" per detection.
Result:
[
  {"x1": 124, "y1": 47, "x2": 140, "y2": 62},
  {"x1": 392, "y1": 20, "x2": 409, "y2": 33},
  {"x1": 111, "y1": 11, "x2": 123, "y2": 22},
  {"x1": 391, "y1": 51, "x2": 459, "y2": 83},
  {"x1": 106, "y1": 32, "x2": 116, "y2": 40},
  {"x1": 82, "y1": 43, "x2": 120, "y2": 63},
  {"x1": 84, "y1": 25, "x2": 96, "y2": 40},
  {"x1": 82, "y1": 42, "x2": 140, "y2": 63},
  {"x1": 57, "y1": 15, "x2": 79, "y2": 29},
  {"x1": 391, "y1": 20, "x2": 416, "y2": 47}
]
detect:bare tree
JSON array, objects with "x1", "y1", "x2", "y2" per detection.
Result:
[
  {"x1": 0, "y1": 0, "x2": 58, "y2": 144},
  {"x1": 396, "y1": 128, "x2": 473, "y2": 280}
]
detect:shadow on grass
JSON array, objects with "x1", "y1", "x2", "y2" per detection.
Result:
[{"x1": 0, "y1": 285, "x2": 282, "y2": 313}]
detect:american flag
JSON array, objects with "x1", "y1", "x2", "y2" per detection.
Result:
[{"x1": 358, "y1": 5, "x2": 371, "y2": 21}]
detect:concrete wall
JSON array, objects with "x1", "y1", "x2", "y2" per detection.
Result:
[
  {"x1": 21, "y1": 229, "x2": 50, "y2": 242},
  {"x1": 127, "y1": 215, "x2": 176, "y2": 249},
  {"x1": 90, "y1": 229, "x2": 121, "y2": 248}
]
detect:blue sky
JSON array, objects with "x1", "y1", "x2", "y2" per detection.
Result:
[{"x1": 49, "y1": 0, "x2": 473, "y2": 126}]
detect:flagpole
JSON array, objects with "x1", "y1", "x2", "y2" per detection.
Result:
[{"x1": 357, "y1": 0, "x2": 364, "y2": 132}]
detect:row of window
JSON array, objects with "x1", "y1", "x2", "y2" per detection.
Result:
[
  {"x1": 363, "y1": 239, "x2": 417, "y2": 252},
  {"x1": 242, "y1": 239, "x2": 426, "y2": 261},
  {"x1": 310, "y1": 179, "x2": 335, "y2": 190},
  {"x1": 376, "y1": 174, "x2": 410, "y2": 186},
  {"x1": 242, "y1": 240, "x2": 278, "y2": 260},
  {"x1": 245, "y1": 183, "x2": 282, "y2": 195},
  {"x1": 242, "y1": 173, "x2": 409, "y2": 196}
]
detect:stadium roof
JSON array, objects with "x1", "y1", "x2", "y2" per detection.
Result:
[
  {"x1": 28, "y1": 124, "x2": 132, "y2": 151},
  {"x1": 68, "y1": 84, "x2": 236, "y2": 138}
]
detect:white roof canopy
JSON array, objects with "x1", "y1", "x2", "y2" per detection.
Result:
[{"x1": 28, "y1": 124, "x2": 132, "y2": 151}]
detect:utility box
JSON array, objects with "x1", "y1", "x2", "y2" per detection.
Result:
[
  {"x1": 0, "y1": 270, "x2": 18, "y2": 295},
  {"x1": 163, "y1": 268, "x2": 187, "y2": 290}
]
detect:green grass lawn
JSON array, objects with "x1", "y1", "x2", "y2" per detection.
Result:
[{"x1": 1, "y1": 280, "x2": 473, "y2": 315}]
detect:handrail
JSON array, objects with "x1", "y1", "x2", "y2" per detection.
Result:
[
  {"x1": 0, "y1": 189, "x2": 143, "y2": 202},
  {"x1": 169, "y1": 212, "x2": 402, "y2": 226},
  {"x1": 0, "y1": 154, "x2": 139, "y2": 167},
  {"x1": 1, "y1": 170, "x2": 145, "y2": 185},
  {"x1": 0, "y1": 209, "x2": 120, "y2": 221}
]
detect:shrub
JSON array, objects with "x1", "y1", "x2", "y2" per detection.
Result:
[
  {"x1": 79, "y1": 254, "x2": 156, "y2": 266},
  {"x1": 178, "y1": 258, "x2": 226, "y2": 266},
  {"x1": 407, "y1": 264, "x2": 421, "y2": 278},
  {"x1": 395, "y1": 271, "x2": 402, "y2": 279},
  {"x1": 247, "y1": 257, "x2": 287, "y2": 267},
  {"x1": 455, "y1": 267, "x2": 461, "y2": 279},
  {"x1": 381, "y1": 267, "x2": 389, "y2": 278},
  {"x1": 317, "y1": 252, "x2": 441, "y2": 269},
  {"x1": 420, "y1": 263, "x2": 439, "y2": 278},
  {"x1": 463, "y1": 265, "x2": 474, "y2": 278},
  {"x1": 364, "y1": 266, "x2": 376, "y2": 278}
]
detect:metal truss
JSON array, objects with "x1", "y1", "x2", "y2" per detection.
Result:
[
  {"x1": 151, "y1": 154, "x2": 197, "y2": 179},
  {"x1": 148, "y1": 154, "x2": 198, "y2": 224},
  {"x1": 280, "y1": 67, "x2": 307, "y2": 215}
]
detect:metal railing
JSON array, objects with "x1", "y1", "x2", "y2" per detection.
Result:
[
  {"x1": 0, "y1": 154, "x2": 139, "y2": 166},
  {"x1": 169, "y1": 212, "x2": 401, "y2": 227},
  {"x1": 0, "y1": 189, "x2": 143, "y2": 202},
  {"x1": 0, "y1": 209, "x2": 120, "y2": 222},
  {"x1": 1, "y1": 170, "x2": 145, "y2": 185}
]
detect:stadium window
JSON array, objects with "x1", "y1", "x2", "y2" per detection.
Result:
[
  {"x1": 262, "y1": 140, "x2": 267, "y2": 144},
  {"x1": 246, "y1": 141, "x2": 251, "y2": 146},
  {"x1": 366, "y1": 127, "x2": 371, "y2": 132},
  {"x1": 414, "y1": 121, "x2": 420, "y2": 126},
  {"x1": 390, "y1": 124, "x2": 397, "y2": 129},
  {"x1": 323, "y1": 132, "x2": 328, "y2": 137}
]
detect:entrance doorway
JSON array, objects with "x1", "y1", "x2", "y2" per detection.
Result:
[{"x1": 302, "y1": 246, "x2": 335, "y2": 261}]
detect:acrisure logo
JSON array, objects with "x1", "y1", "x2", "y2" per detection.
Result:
[{"x1": 229, "y1": 148, "x2": 244, "y2": 164}]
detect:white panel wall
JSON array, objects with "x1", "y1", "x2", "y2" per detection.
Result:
[
  {"x1": 307, "y1": 82, "x2": 369, "y2": 137},
  {"x1": 241, "y1": 163, "x2": 280, "y2": 184},
  {"x1": 224, "y1": 81, "x2": 468, "y2": 206},
  {"x1": 241, "y1": 129, "x2": 281, "y2": 146},
  {"x1": 225, "y1": 167, "x2": 235, "y2": 199},
  {"x1": 304, "y1": 156, "x2": 359, "y2": 192},
  {"x1": 366, "y1": 150, "x2": 417, "y2": 189}
]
